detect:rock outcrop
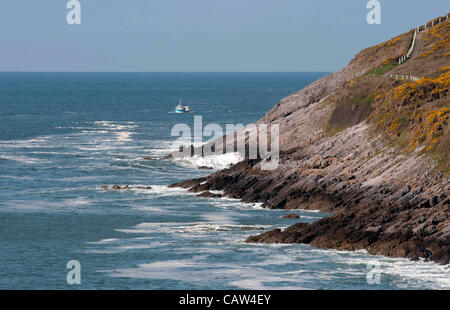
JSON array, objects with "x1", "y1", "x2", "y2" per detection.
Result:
[{"x1": 169, "y1": 15, "x2": 450, "y2": 264}]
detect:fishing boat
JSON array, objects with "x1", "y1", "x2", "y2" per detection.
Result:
[{"x1": 175, "y1": 99, "x2": 190, "y2": 113}]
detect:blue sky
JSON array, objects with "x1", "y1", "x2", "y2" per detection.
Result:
[{"x1": 0, "y1": 0, "x2": 448, "y2": 72}]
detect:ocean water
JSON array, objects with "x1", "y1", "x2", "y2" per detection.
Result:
[{"x1": 0, "y1": 72, "x2": 448, "y2": 290}]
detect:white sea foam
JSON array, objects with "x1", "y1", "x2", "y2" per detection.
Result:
[
  {"x1": 115, "y1": 221, "x2": 268, "y2": 235},
  {"x1": 63, "y1": 197, "x2": 92, "y2": 206},
  {"x1": 94, "y1": 121, "x2": 137, "y2": 131},
  {"x1": 207, "y1": 197, "x2": 264, "y2": 210},
  {"x1": 86, "y1": 238, "x2": 120, "y2": 245},
  {"x1": 329, "y1": 252, "x2": 450, "y2": 289},
  {"x1": 100, "y1": 214, "x2": 450, "y2": 289},
  {"x1": 116, "y1": 131, "x2": 133, "y2": 142},
  {"x1": 209, "y1": 190, "x2": 224, "y2": 195},
  {"x1": 137, "y1": 185, "x2": 193, "y2": 197},
  {"x1": 144, "y1": 140, "x2": 181, "y2": 156},
  {"x1": 0, "y1": 154, "x2": 46, "y2": 164},
  {"x1": 172, "y1": 152, "x2": 243, "y2": 169},
  {"x1": 0, "y1": 136, "x2": 51, "y2": 149},
  {"x1": 201, "y1": 213, "x2": 238, "y2": 225},
  {"x1": 103, "y1": 255, "x2": 310, "y2": 289}
]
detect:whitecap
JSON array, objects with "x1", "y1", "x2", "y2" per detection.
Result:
[
  {"x1": 172, "y1": 152, "x2": 243, "y2": 170},
  {"x1": 0, "y1": 154, "x2": 45, "y2": 164}
]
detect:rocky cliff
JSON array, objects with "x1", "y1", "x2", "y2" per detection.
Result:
[{"x1": 169, "y1": 15, "x2": 450, "y2": 264}]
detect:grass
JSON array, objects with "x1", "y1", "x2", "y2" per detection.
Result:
[{"x1": 367, "y1": 63, "x2": 399, "y2": 76}]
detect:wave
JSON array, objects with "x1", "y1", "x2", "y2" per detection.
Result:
[
  {"x1": 115, "y1": 221, "x2": 269, "y2": 235},
  {"x1": 172, "y1": 152, "x2": 243, "y2": 170},
  {"x1": 86, "y1": 238, "x2": 120, "y2": 245},
  {"x1": 94, "y1": 121, "x2": 137, "y2": 131},
  {"x1": 0, "y1": 154, "x2": 45, "y2": 164}
]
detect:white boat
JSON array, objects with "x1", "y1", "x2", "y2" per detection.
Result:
[{"x1": 175, "y1": 99, "x2": 190, "y2": 113}]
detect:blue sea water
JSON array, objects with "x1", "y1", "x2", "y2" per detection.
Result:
[{"x1": 0, "y1": 72, "x2": 448, "y2": 290}]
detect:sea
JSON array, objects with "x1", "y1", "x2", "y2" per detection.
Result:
[{"x1": 0, "y1": 72, "x2": 448, "y2": 289}]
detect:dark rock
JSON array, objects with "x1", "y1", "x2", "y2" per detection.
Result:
[
  {"x1": 241, "y1": 226, "x2": 265, "y2": 231},
  {"x1": 419, "y1": 200, "x2": 431, "y2": 209},
  {"x1": 283, "y1": 213, "x2": 300, "y2": 219},
  {"x1": 198, "y1": 166, "x2": 214, "y2": 170},
  {"x1": 136, "y1": 186, "x2": 152, "y2": 190},
  {"x1": 246, "y1": 229, "x2": 283, "y2": 243},
  {"x1": 196, "y1": 191, "x2": 222, "y2": 198},
  {"x1": 430, "y1": 196, "x2": 439, "y2": 206},
  {"x1": 161, "y1": 154, "x2": 173, "y2": 160},
  {"x1": 112, "y1": 185, "x2": 121, "y2": 190},
  {"x1": 164, "y1": 28, "x2": 450, "y2": 265},
  {"x1": 169, "y1": 177, "x2": 207, "y2": 189}
]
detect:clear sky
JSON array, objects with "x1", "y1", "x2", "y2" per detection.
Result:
[{"x1": 0, "y1": 0, "x2": 448, "y2": 72}]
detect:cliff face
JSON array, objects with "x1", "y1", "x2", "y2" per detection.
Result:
[{"x1": 170, "y1": 16, "x2": 450, "y2": 264}]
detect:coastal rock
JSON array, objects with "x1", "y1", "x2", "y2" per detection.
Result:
[
  {"x1": 196, "y1": 191, "x2": 223, "y2": 198},
  {"x1": 136, "y1": 186, "x2": 152, "y2": 190},
  {"x1": 106, "y1": 185, "x2": 152, "y2": 190},
  {"x1": 241, "y1": 226, "x2": 265, "y2": 231},
  {"x1": 246, "y1": 229, "x2": 283, "y2": 243},
  {"x1": 282, "y1": 214, "x2": 300, "y2": 219},
  {"x1": 168, "y1": 16, "x2": 450, "y2": 265}
]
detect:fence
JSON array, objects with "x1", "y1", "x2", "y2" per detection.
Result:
[
  {"x1": 398, "y1": 29, "x2": 417, "y2": 64},
  {"x1": 390, "y1": 74, "x2": 421, "y2": 82},
  {"x1": 398, "y1": 13, "x2": 449, "y2": 65},
  {"x1": 418, "y1": 13, "x2": 450, "y2": 32}
]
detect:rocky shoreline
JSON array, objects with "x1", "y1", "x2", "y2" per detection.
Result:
[
  {"x1": 169, "y1": 17, "x2": 449, "y2": 265},
  {"x1": 169, "y1": 150, "x2": 449, "y2": 264}
]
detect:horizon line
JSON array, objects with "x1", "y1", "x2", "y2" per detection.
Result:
[{"x1": 0, "y1": 70, "x2": 334, "y2": 74}]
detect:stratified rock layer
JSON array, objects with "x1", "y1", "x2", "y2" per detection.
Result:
[{"x1": 169, "y1": 16, "x2": 450, "y2": 264}]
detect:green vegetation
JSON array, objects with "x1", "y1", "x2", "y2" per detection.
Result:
[
  {"x1": 367, "y1": 62, "x2": 398, "y2": 76},
  {"x1": 323, "y1": 20, "x2": 449, "y2": 174},
  {"x1": 371, "y1": 70, "x2": 450, "y2": 174}
]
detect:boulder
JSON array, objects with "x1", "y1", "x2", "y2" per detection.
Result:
[
  {"x1": 196, "y1": 191, "x2": 222, "y2": 198},
  {"x1": 198, "y1": 166, "x2": 213, "y2": 170},
  {"x1": 283, "y1": 213, "x2": 300, "y2": 219}
]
